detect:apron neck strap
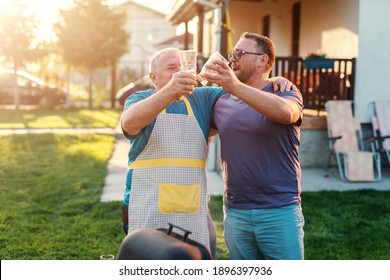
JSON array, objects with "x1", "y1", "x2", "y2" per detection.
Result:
[{"x1": 160, "y1": 97, "x2": 194, "y2": 116}]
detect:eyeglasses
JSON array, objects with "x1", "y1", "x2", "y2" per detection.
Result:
[{"x1": 228, "y1": 50, "x2": 265, "y2": 61}]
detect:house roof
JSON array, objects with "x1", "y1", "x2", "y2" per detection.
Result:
[
  {"x1": 167, "y1": 0, "x2": 216, "y2": 24},
  {"x1": 154, "y1": 33, "x2": 194, "y2": 48},
  {"x1": 167, "y1": 0, "x2": 263, "y2": 24},
  {"x1": 116, "y1": 0, "x2": 166, "y2": 16}
]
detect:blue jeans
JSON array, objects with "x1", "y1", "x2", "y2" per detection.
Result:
[{"x1": 224, "y1": 204, "x2": 305, "y2": 260}]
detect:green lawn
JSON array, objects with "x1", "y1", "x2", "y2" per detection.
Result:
[
  {"x1": 302, "y1": 190, "x2": 390, "y2": 259},
  {"x1": 0, "y1": 133, "x2": 122, "y2": 259},
  {"x1": 0, "y1": 108, "x2": 120, "y2": 129},
  {"x1": 1, "y1": 109, "x2": 390, "y2": 260}
]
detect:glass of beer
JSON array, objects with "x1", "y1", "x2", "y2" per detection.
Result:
[{"x1": 197, "y1": 51, "x2": 229, "y2": 86}]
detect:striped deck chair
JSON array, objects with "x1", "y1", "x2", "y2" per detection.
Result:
[
  {"x1": 371, "y1": 100, "x2": 390, "y2": 165},
  {"x1": 325, "y1": 100, "x2": 381, "y2": 182}
]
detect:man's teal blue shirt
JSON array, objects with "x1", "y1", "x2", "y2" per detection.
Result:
[{"x1": 122, "y1": 87, "x2": 225, "y2": 206}]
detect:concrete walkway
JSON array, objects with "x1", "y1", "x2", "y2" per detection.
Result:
[
  {"x1": 100, "y1": 129, "x2": 128, "y2": 202},
  {"x1": 301, "y1": 166, "x2": 390, "y2": 192}
]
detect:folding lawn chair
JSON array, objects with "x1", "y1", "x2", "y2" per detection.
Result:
[
  {"x1": 325, "y1": 100, "x2": 381, "y2": 182},
  {"x1": 370, "y1": 100, "x2": 390, "y2": 166}
]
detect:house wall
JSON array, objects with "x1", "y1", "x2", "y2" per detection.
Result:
[
  {"x1": 229, "y1": 0, "x2": 292, "y2": 56},
  {"x1": 229, "y1": 0, "x2": 359, "y2": 58},
  {"x1": 117, "y1": 2, "x2": 176, "y2": 81},
  {"x1": 355, "y1": 0, "x2": 390, "y2": 123},
  {"x1": 300, "y1": 0, "x2": 358, "y2": 58},
  {"x1": 228, "y1": 1, "x2": 262, "y2": 44}
]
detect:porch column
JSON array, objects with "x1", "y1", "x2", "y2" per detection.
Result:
[
  {"x1": 184, "y1": 21, "x2": 189, "y2": 50},
  {"x1": 197, "y1": 5, "x2": 204, "y2": 54},
  {"x1": 220, "y1": 1, "x2": 228, "y2": 57},
  {"x1": 220, "y1": 0, "x2": 232, "y2": 58}
]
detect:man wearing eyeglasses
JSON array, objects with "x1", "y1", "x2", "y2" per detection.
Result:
[
  {"x1": 204, "y1": 32, "x2": 304, "y2": 260},
  {"x1": 120, "y1": 47, "x2": 294, "y2": 259}
]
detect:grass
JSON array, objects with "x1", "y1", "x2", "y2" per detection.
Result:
[
  {"x1": 2, "y1": 136, "x2": 390, "y2": 259},
  {"x1": 1, "y1": 109, "x2": 390, "y2": 260},
  {"x1": 0, "y1": 108, "x2": 120, "y2": 129},
  {"x1": 208, "y1": 195, "x2": 229, "y2": 259},
  {"x1": 302, "y1": 190, "x2": 390, "y2": 259},
  {"x1": 0, "y1": 133, "x2": 122, "y2": 259}
]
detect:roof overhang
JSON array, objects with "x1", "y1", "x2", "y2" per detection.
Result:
[{"x1": 167, "y1": 0, "x2": 220, "y2": 25}]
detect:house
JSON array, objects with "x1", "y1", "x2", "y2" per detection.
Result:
[
  {"x1": 167, "y1": 0, "x2": 390, "y2": 167},
  {"x1": 154, "y1": 33, "x2": 194, "y2": 50},
  {"x1": 114, "y1": 1, "x2": 177, "y2": 80}
]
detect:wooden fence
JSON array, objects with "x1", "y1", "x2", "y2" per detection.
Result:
[{"x1": 271, "y1": 57, "x2": 356, "y2": 113}]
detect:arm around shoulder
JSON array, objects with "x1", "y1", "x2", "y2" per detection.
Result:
[{"x1": 231, "y1": 83, "x2": 302, "y2": 125}]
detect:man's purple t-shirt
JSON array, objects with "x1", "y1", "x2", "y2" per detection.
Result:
[{"x1": 212, "y1": 83, "x2": 303, "y2": 209}]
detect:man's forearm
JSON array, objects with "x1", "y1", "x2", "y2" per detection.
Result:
[
  {"x1": 231, "y1": 83, "x2": 301, "y2": 125},
  {"x1": 121, "y1": 88, "x2": 175, "y2": 136}
]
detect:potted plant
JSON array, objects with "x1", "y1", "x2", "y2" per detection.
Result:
[{"x1": 303, "y1": 51, "x2": 334, "y2": 69}]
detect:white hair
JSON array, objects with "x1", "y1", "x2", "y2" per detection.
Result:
[{"x1": 149, "y1": 47, "x2": 180, "y2": 73}]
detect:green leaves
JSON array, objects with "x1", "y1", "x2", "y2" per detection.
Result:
[
  {"x1": 55, "y1": 0, "x2": 129, "y2": 69},
  {"x1": 0, "y1": 1, "x2": 45, "y2": 68}
]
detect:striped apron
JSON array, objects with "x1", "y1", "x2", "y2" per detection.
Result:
[{"x1": 127, "y1": 97, "x2": 210, "y2": 251}]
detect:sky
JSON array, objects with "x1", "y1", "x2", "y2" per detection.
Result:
[
  {"x1": 130, "y1": 0, "x2": 176, "y2": 14},
  {"x1": 0, "y1": 0, "x2": 177, "y2": 41}
]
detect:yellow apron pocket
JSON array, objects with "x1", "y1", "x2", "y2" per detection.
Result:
[{"x1": 159, "y1": 183, "x2": 200, "y2": 214}]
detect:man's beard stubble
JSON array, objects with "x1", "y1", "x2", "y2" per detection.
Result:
[{"x1": 236, "y1": 63, "x2": 257, "y2": 84}]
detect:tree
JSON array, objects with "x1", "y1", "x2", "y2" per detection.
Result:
[
  {"x1": 55, "y1": 0, "x2": 129, "y2": 108},
  {"x1": 0, "y1": 1, "x2": 48, "y2": 109}
]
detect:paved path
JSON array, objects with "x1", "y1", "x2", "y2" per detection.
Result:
[{"x1": 301, "y1": 166, "x2": 390, "y2": 192}]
